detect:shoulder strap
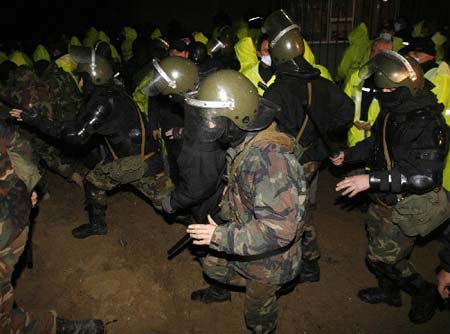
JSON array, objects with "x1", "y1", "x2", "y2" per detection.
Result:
[
  {"x1": 295, "y1": 81, "x2": 313, "y2": 142},
  {"x1": 382, "y1": 112, "x2": 392, "y2": 170}
]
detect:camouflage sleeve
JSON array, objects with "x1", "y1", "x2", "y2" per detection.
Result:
[
  {"x1": 6, "y1": 130, "x2": 41, "y2": 192},
  {"x1": 210, "y1": 147, "x2": 307, "y2": 256}
]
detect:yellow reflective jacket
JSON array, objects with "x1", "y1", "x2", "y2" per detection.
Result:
[
  {"x1": 432, "y1": 32, "x2": 447, "y2": 62},
  {"x1": 32, "y1": 44, "x2": 50, "y2": 62},
  {"x1": 393, "y1": 36, "x2": 404, "y2": 52},
  {"x1": 344, "y1": 69, "x2": 380, "y2": 147},
  {"x1": 303, "y1": 40, "x2": 333, "y2": 81},
  {"x1": 424, "y1": 62, "x2": 450, "y2": 190},
  {"x1": 9, "y1": 51, "x2": 33, "y2": 67},
  {"x1": 412, "y1": 21, "x2": 424, "y2": 38},
  {"x1": 54, "y1": 54, "x2": 80, "y2": 86},
  {"x1": 97, "y1": 31, "x2": 122, "y2": 63},
  {"x1": 193, "y1": 32, "x2": 208, "y2": 45},
  {"x1": 121, "y1": 27, "x2": 137, "y2": 62},
  {"x1": 69, "y1": 36, "x2": 82, "y2": 48},
  {"x1": 83, "y1": 27, "x2": 98, "y2": 48},
  {"x1": 0, "y1": 51, "x2": 8, "y2": 64},
  {"x1": 133, "y1": 71, "x2": 153, "y2": 115},
  {"x1": 336, "y1": 23, "x2": 371, "y2": 83},
  {"x1": 236, "y1": 20, "x2": 249, "y2": 40},
  {"x1": 234, "y1": 37, "x2": 258, "y2": 73},
  {"x1": 151, "y1": 28, "x2": 162, "y2": 40},
  {"x1": 242, "y1": 62, "x2": 276, "y2": 96}
]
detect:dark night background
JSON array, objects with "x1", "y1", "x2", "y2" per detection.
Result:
[
  {"x1": 0, "y1": 0, "x2": 274, "y2": 46},
  {"x1": 1, "y1": 0, "x2": 449, "y2": 58}
]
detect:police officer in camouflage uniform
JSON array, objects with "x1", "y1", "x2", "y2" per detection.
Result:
[
  {"x1": 185, "y1": 70, "x2": 307, "y2": 333},
  {"x1": 10, "y1": 46, "x2": 174, "y2": 239},
  {"x1": 262, "y1": 10, "x2": 354, "y2": 283},
  {"x1": 0, "y1": 120, "x2": 104, "y2": 333},
  {"x1": 332, "y1": 51, "x2": 450, "y2": 324}
]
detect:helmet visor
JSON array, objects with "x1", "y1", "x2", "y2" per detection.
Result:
[
  {"x1": 141, "y1": 59, "x2": 176, "y2": 97},
  {"x1": 359, "y1": 50, "x2": 417, "y2": 84},
  {"x1": 69, "y1": 45, "x2": 94, "y2": 64},
  {"x1": 184, "y1": 105, "x2": 228, "y2": 142}
]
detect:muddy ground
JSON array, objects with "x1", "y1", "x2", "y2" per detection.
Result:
[{"x1": 13, "y1": 169, "x2": 449, "y2": 334}]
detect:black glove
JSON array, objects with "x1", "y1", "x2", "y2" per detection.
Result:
[{"x1": 20, "y1": 106, "x2": 41, "y2": 125}]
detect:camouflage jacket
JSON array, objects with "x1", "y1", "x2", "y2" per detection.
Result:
[
  {"x1": 0, "y1": 122, "x2": 31, "y2": 250},
  {"x1": 42, "y1": 62, "x2": 84, "y2": 121},
  {"x1": 2, "y1": 66, "x2": 53, "y2": 119},
  {"x1": 211, "y1": 125, "x2": 308, "y2": 285}
]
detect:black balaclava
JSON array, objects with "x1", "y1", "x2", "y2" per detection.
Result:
[{"x1": 375, "y1": 86, "x2": 412, "y2": 110}]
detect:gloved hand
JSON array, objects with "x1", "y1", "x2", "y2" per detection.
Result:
[{"x1": 162, "y1": 195, "x2": 175, "y2": 214}]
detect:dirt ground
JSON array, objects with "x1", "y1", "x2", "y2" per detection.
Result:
[{"x1": 14, "y1": 169, "x2": 449, "y2": 334}]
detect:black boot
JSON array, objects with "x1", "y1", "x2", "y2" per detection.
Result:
[
  {"x1": 358, "y1": 276, "x2": 402, "y2": 307},
  {"x1": 191, "y1": 285, "x2": 231, "y2": 304},
  {"x1": 299, "y1": 259, "x2": 320, "y2": 283},
  {"x1": 399, "y1": 274, "x2": 438, "y2": 324},
  {"x1": 72, "y1": 182, "x2": 107, "y2": 239},
  {"x1": 56, "y1": 317, "x2": 104, "y2": 334}
]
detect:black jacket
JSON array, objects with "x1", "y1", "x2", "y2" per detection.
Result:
[
  {"x1": 345, "y1": 89, "x2": 448, "y2": 197},
  {"x1": 171, "y1": 138, "x2": 227, "y2": 222},
  {"x1": 441, "y1": 223, "x2": 450, "y2": 273},
  {"x1": 264, "y1": 56, "x2": 354, "y2": 163},
  {"x1": 22, "y1": 84, "x2": 164, "y2": 176}
]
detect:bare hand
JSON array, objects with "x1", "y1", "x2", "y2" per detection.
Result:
[
  {"x1": 30, "y1": 191, "x2": 38, "y2": 208},
  {"x1": 9, "y1": 108, "x2": 24, "y2": 121},
  {"x1": 330, "y1": 151, "x2": 345, "y2": 166},
  {"x1": 9, "y1": 103, "x2": 33, "y2": 121},
  {"x1": 336, "y1": 174, "x2": 370, "y2": 198},
  {"x1": 152, "y1": 129, "x2": 161, "y2": 140},
  {"x1": 186, "y1": 214, "x2": 218, "y2": 246},
  {"x1": 354, "y1": 121, "x2": 371, "y2": 131},
  {"x1": 437, "y1": 269, "x2": 450, "y2": 299},
  {"x1": 165, "y1": 128, "x2": 174, "y2": 139}
]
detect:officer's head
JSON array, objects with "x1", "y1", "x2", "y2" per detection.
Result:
[
  {"x1": 141, "y1": 56, "x2": 198, "y2": 97},
  {"x1": 256, "y1": 34, "x2": 271, "y2": 67},
  {"x1": 262, "y1": 9, "x2": 304, "y2": 66},
  {"x1": 360, "y1": 51, "x2": 424, "y2": 108},
  {"x1": 184, "y1": 69, "x2": 280, "y2": 146},
  {"x1": 69, "y1": 45, "x2": 113, "y2": 87}
]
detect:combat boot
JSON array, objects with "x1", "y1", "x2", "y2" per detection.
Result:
[
  {"x1": 72, "y1": 202, "x2": 107, "y2": 239},
  {"x1": 358, "y1": 276, "x2": 402, "y2": 307},
  {"x1": 56, "y1": 317, "x2": 104, "y2": 334},
  {"x1": 399, "y1": 274, "x2": 438, "y2": 324},
  {"x1": 191, "y1": 285, "x2": 231, "y2": 304},
  {"x1": 298, "y1": 259, "x2": 320, "y2": 283}
]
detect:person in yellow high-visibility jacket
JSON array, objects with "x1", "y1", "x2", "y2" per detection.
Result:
[
  {"x1": 234, "y1": 36, "x2": 258, "y2": 74},
  {"x1": 345, "y1": 38, "x2": 393, "y2": 147},
  {"x1": 242, "y1": 35, "x2": 275, "y2": 96},
  {"x1": 336, "y1": 23, "x2": 372, "y2": 83},
  {"x1": 97, "y1": 30, "x2": 122, "y2": 63}
]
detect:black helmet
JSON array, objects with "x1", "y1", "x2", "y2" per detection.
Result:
[{"x1": 188, "y1": 41, "x2": 208, "y2": 64}]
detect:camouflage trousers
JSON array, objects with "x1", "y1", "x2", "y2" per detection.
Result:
[
  {"x1": 201, "y1": 255, "x2": 280, "y2": 334},
  {"x1": 301, "y1": 161, "x2": 320, "y2": 261},
  {"x1": 29, "y1": 135, "x2": 75, "y2": 179},
  {"x1": 0, "y1": 228, "x2": 56, "y2": 334},
  {"x1": 85, "y1": 155, "x2": 174, "y2": 210},
  {"x1": 366, "y1": 203, "x2": 416, "y2": 279}
]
